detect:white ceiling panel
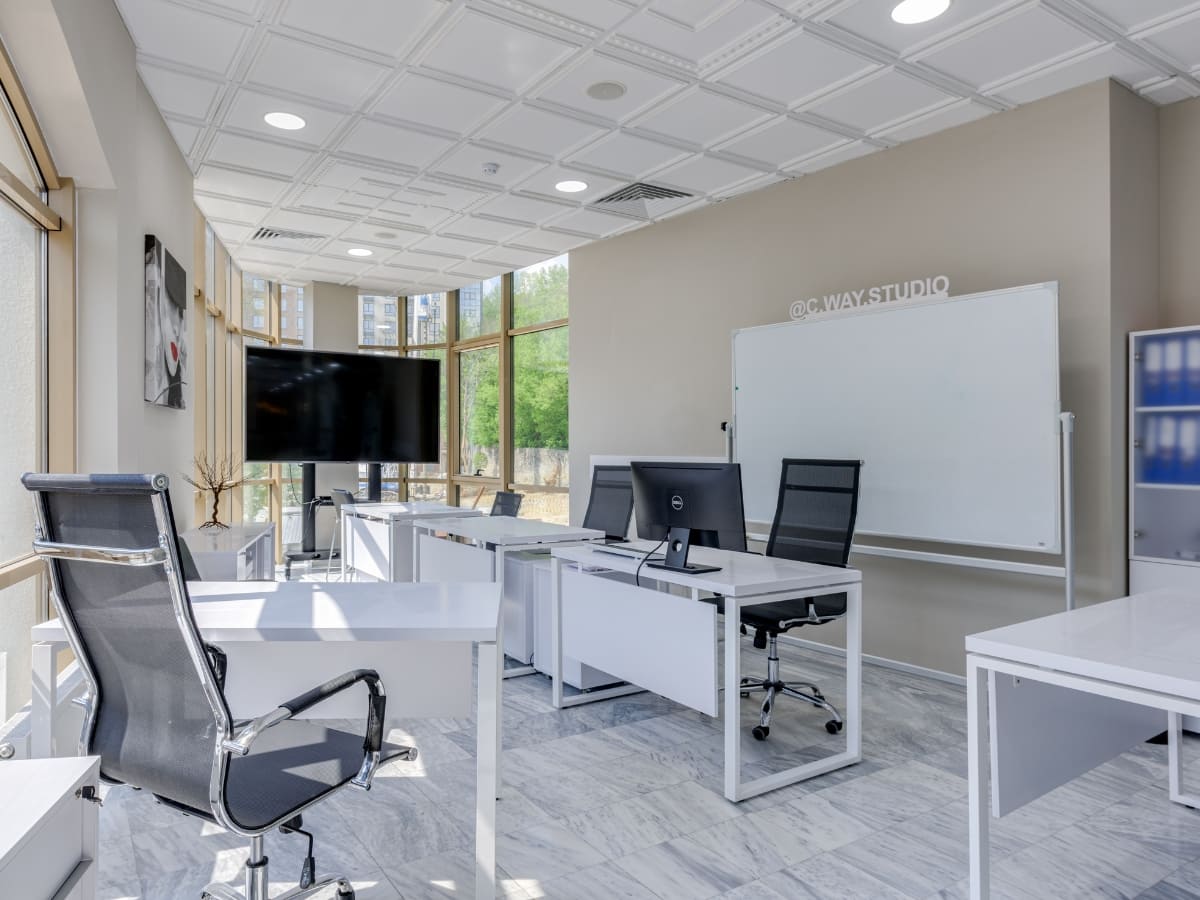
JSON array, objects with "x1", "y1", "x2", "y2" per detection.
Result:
[
  {"x1": 542, "y1": 207, "x2": 641, "y2": 237},
  {"x1": 379, "y1": 264, "x2": 442, "y2": 281},
  {"x1": 997, "y1": 45, "x2": 1165, "y2": 105},
  {"x1": 536, "y1": 53, "x2": 687, "y2": 122},
  {"x1": 193, "y1": 0, "x2": 263, "y2": 15},
  {"x1": 260, "y1": 208, "x2": 355, "y2": 237},
  {"x1": 478, "y1": 105, "x2": 606, "y2": 158},
  {"x1": 510, "y1": 228, "x2": 590, "y2": 253},
  {"x1": 196, "y1": 165, "x2": 292, "y2": 203},
  {"x1": 568, "y1": 131, "x2": 690, "y2": 178},
  {"x1": 824, "y1": 0, "x2": 1018, "y2": 55},
  {"x1": 371, "y1": 201, "x2": 458, "y2": 229},
  {"x1": 918, "y1": 6, "x2": 1098, "y2": 90},
  {"x1": 138, "y1": 65, "x2": 223, "y2": 119},
  {"x1": 385, "y1": 248, "x2": 465, "y2": 269},
  {"x1": 476, "y1": 245, "x2": 565, "y2": 268},
  {"x1": 652, "y1": 154, "x2": 762, "y2": 194},
  {"x1": 1077, "y1": 0, "x2": 1200, "y2": 32},
  {"x1": 421, "y1": 11, "x2": 577, "y2": 93},
  {"x1": 339, "y1": 120, "x2": 455, "y2": 170},
  {"x1": 208, "y1": 132, "x2": 315, "y2": 177},
  {"x1": 307, "y1": 255, "x2": 381, "y2": 275},
  {"x1": 210, "y1": 221, "x2": 254, "y2": 245},
  {"x1": 522, "y1": 0, "x2": 637, "y2": 31},
  {"x1": 279, "y1": 0, "x2": 447, "y2": 57},
  {"x1": 1137, "y1": 12, "x2": 1200, "y2": 69},
  {"x1": 433, "y1": 143, "x2": 547, "y2": 187},
  {"x1": 807, "y1": 68, "x2": 953, "y2": 132},
  {"x1": 876, "y1": 99, "x2": 993, "y2": 142},
  {"x1": 410, "y1": 233, "x2": 492, "y2": 257},
  {"x1": 222, "y1": 90, "x2": 349, "y2": 147},
  {"x1": 649, "y1": 0, "x2": 739, "y2": 31},
  {"x1": 441, "y1": 215, "x2": 529, "y2": 243},
  {"x1": 315, "y1": 160, "x2": 408, "y2": 191},
  {"x1": 399, "y1": 179, "x2": 490, "y2": 210},
  {"x1": 716, "y1": 29, "x2": 878, "y2": 107},
  {"x1": 193, "y1": 195, "x2": 273, "y2": 225},
  {"x1": 716, "y1": 116, "x2": 844, "y2": 167},
  {"x1": 165, "y1": 119, "x2": 202, "y2": 157},
  {"x1": 1139, "y1": 76, "x2": 1200, "y2": 103},
  {"x1": 474, "y1": 193, "x2": 574, "y2": 224},
  {"x1": 115, "y1": 0, "x2": 246, "y2": 75},
  {"x1": 372, "y1": 73, "x2": 508, "y2": 135},
  {"x1": 336, "y1": 221, "x2": 423, "y2": 246},
  {"x1": 248, "y1": 34, "x2": 390, "y2": 107},
  {"x1": 618, "y1": 2, "x2": 779, "y2": 65},
  {"x1": 787, "y1": 139, "x2": 880, "y2": 174},
  {"x1": 633, "y1": 87, "x2": 771, "y2": 145},
  {"x1": 516, "y1": 164, "x2": 625, "y2": 203},
  {"x1": 447, "y1": 262, "x2": 509, "y2": 280}
]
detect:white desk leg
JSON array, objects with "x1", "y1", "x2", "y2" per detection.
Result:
[
  {"x1": 411, "y1": 524, "x2": 421, "y2": 583},
  {"x1": 81, "y1": 769, "x2": 99, "y2": 897},
  {"x1": 724, "y1": 595, "x2": 742, "y2": 802},
  {"x1": 551, "y1": 557, "x2": 564, "y2": 709},
  {"x1": 31, "y1": 641, "x2": 63, "y2": 759},
  {"x1": 476, "y1": 638, "x2": 499, "y2": 900},
  {"x1": 845, "y1": 583, "x2": 862, "y2": 762},
  {"x1": 1168, "y1": 711, "x2": 1200, "y2": 807},
  {"x1": 967, "y1": 655, "x2": 990, "y2": 900}
]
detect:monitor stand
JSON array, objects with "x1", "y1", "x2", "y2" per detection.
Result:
[
  {"x1": 283, "y1": 462, "x2": 334, "y2": 577},
  {"x1": 366, "y1": 463, "x2": 382, "y2": 502},
  {"x1": 646, "y1": 526, "x2": 721, "y2": 575}
]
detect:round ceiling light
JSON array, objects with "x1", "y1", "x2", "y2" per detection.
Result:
[
  {"x1": 891, "y1": 0, "x2": 951, "y2": 24},
  {"x1": 263, "y1": 111, "x2": 306, "y2": 130},
  {"x1": 586, "y1": 81, "x2": 627, "y2": 101},
  {"x1": 555, "y1": 179, "x2": 588, "y2": 193},
  {"x1": 347, "y1": 248, "x2": 373, "y2": 257}
]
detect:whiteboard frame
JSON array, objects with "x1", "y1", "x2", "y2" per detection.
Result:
[{"x1": 731, "y1": 282, "x2": 1064, "y2": 555}]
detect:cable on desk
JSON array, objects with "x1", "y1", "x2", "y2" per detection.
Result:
[{"x1": 635, "y1": 538, "x2": 667, "y2": 588}]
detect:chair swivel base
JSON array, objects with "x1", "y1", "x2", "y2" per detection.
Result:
[
  {"x1": 739, "y1": 631, "x2": 844, "y2": 741},
  {"x1": 202, "y1": 875, "x2": 355, "y2": 900}
]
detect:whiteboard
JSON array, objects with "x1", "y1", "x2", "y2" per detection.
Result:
[{"x1": 732, "y1": 283, "x2": 1062, "y2": 553}]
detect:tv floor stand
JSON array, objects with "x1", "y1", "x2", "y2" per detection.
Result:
[{"x1": 284, "y1": 463, "x2": 332, "y2": 577}]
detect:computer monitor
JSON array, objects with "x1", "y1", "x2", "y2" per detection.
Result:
[{"x1": 630, "y1": 461, "x2": 747, "y2": 574}]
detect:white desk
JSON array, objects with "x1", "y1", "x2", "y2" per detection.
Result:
[
  {"x1": 966, "y1": 589, "x2": 1200, "y2": 899},
  {"x1": 30, "y1": 581, "x2": 502, "y2": 900},
  {"x1": 550, "y1": 542, "x2": 863, "y2": 802},
  {"x1": 413, "y1": 516, "x2": 604, "y2": 677},
  {"x1": 181, "y1": 523, "x2": 275, "y2": 580},
  {"x1": 0, "y1": 756, "x2": 100, "y2": 899},
  {"x1": 342, "y1": 502, "x2": 483, "y2": 582}
]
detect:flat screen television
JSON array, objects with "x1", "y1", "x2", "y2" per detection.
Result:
[{"x1": 245, "y1": 346, "x2": 439, "y2": 463}]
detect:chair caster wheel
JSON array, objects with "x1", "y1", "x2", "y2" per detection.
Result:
[
  {"x1": 740, "y1": 691, "x2": 750, "y2": 698},
  {"x1": 752, "y1": 725, "x2": 769, "y2": 741},
  {"x1": 826, "y1": 720, "x2": 843, "y2": 734},
  {"x1": 336, "y1": 890, "x2": 355, "y2": 899}
]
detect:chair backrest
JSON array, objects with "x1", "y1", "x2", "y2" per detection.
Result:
[
  {"x1": 331, "y1": 488, "x2": 357, "y2": 512},
  {"x1": 22, "y1": 473, "x2": 231, "y2": 818},
  {"x1": 581, "y1": 466, "x2": 634, "y2": 540},
  {"x1": 490, "y1": 490, "x2": 523, "y2": 517},
  {"x1": 765, "y1": 459, "x2": 862, "y2": 566}
]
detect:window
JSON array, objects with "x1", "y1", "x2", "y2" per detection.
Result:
[
  {"x1": 384, "y1": 302, "x2": 396, "y2": 316},
  {"x1": 458, "y1": 345, "x2": 499, "y2": 477},
  {"x1": 279, "y1": 284, "x2": 305, "y2": 344},
  {"x1": 358, "y1": 294, "x2": 398, "y2": 347},
  {"x1": 363, "y1": 300, "x2": 374, "y2": 314},
  {"x1": 513, "y1": 254, "x2": 568, "y2": 328},
  {"x1": 457, "y1": 277, "x2": 501, "y2": 340},
  {"x1": 243, "y1": 273, "x2": 270, "y2": 336},
  {"x1": 407, "y1": 292, "x2": 445, "y2": 345},
  {"x1": 252, "y1": 314, "x2": 265, "y2": 330},
  {"x1": 409, "y1": 348, "x2": 447, "y2": 489},
  {"x1": 512, "y1": 326, "x2": 568, "y2": 522}
]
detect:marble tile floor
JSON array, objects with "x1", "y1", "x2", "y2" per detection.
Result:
[{"x1": 92, "y1": 632, "x2": 1200, "y2": 900}]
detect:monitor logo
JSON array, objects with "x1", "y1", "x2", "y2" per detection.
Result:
[{"x1": 671, "y1": 494, "x2": 684, "y2": 511}]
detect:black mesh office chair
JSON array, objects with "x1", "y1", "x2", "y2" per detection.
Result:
[
  {"x1": 581, "y1": 465, "x2": 635, "y2": 541},
  {"x1": 490, "y1": 490, "x2": 523, "y2": 517},
  {"x1": 23, "y1": 473, "x2": 416, "y2": 900},
  {"x1": 326, "y1": 488, "x2": 357, "y2": 582},
  {"x1": 738, "y1": 459, "x2": 861, "y2": 741}
]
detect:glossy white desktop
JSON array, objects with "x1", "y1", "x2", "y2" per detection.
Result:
[
  {"x1": 966, "y1": 589, "x2": 1200, "y2": 899},
  {"x1": 341, "y1": 501, "x2": 483, "y2": 582},
  {"x1": 30, "y1": 580, "x2": 503, "y2": 900},
  {"x1": 549, "y1": 541, "x2": 863, "y2": 802}
]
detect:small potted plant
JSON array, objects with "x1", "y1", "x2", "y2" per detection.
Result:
[{"x1": 183, "y1": 453, "x2": 245, "y2": 529}]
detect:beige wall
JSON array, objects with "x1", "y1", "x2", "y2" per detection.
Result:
[
  {"x1": 570, "y1": 80, "x2": 1161, "y2": 676},
  {"x1": 1160, "y1": 97, "x2": 1200, "y2": 328}
]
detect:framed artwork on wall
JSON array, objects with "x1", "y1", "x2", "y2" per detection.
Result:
[{"x1": 144, "y1": 233, "x2": 187, "y2": 409}]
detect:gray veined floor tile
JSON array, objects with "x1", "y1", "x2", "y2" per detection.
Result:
[
  {"x1": 679, "y1": 812, "x2": 806, "y2": 880},
  {"x1": 512, "y1": 765, "x2": 635, "y2": 819},
  {"x1": 406, "y1": 758, "x2": 555, "y2": 837},
  {"x1": 586, "y1": 750, "x2": 693, "y2": 794},
  {"x1": 745, "y1": 791, "x2": 882, "y2": 859},
  {"x1": 337, "y1": 790, "x2": 473, "y2": 869},
  {"x1": 560, "y1": 792, "x2": 689, "y2": 859},
  {"x1": 382, "y1": 848, "x2": 530, "y2": 899},
  {"x1": 605, "y1": 711, "x2": 722, "y2": 754},
  {"x1": 759, "y1": 851, "x2": 913, "y2": 900},
  {"x1": 833, "y1": 817, "x2": 965, "y2": 898},
  {"x1": 895, "y1": 799, "x2": 1030, "y2": 865},
  {"x1": 611, "y1": 835, "x2": 757, "y2": 900},
  {"x1": 528, "y1": 861, "x2": 663, "y2": 899},
  {"x1": 639, "y1": 780, "x2": 744, "y2": 832},
  {"x1": 716, "y1": 880, "x2": 793, "y2": 900},
  {"x1": 531, "y1": 727, "x2": 647, "y2": 770},
  {"x1": 1136, "y1": 883, "x2": 1200, "y2": 900},
  {"x1": 1074, "y1": 784, "x2": 1200, "y2": 863},
  {"x1": 1156, "y1": 856, "x2": 1200, "y2": 893},
  {"x1": 497, "y1": 819, "x2": 607, "y2": 884}
]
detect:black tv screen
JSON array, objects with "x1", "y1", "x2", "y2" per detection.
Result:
[{"x1": 245, "y1": 346, "x2": 440, "y2": 463}]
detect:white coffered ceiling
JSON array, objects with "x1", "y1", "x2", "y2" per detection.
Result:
[{"x1": 116, "y1": 0, "x2": 1200, "y2": 295}]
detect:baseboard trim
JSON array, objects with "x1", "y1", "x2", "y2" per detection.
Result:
[{"x1": 776, "y1": 633, "x2": 966, "y2": 688}]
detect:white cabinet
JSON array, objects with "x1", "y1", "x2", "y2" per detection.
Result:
[
  {"x1": 0, "y1": 756, "x2": 100, "y2": 899},
  {"x1": 1130, "y1": 327, "x2": 1200, "y2": 593},
  {"x1": 182, "y1": 523, "x2": 275, "y2": 581}
]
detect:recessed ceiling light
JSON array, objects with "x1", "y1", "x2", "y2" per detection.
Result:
[
  {"x1": 891, "y1": 0, "x2": 951, "y2": 24},
  {"x1": 347, "y1": 248, "x2": 373, "y2": 257},
  {"x1": 555, "y1": 180, "x2": 588, "y2": 193},
  {"x1": 586, "y1": 81, "x2": 627, "y2": 101},
  {"x1": 263, "y1": 111, "x2": 306, "y2": 130}
]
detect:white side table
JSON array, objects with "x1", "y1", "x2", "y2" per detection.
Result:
[{"x1": 182, "y1": 523, "x2": 275, "y2": 580}]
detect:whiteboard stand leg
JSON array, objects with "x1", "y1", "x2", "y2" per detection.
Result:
[{"x1": 1060, "y1": 411, "x2": 1076, "y2": 611}]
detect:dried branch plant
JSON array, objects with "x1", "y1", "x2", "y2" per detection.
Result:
[{"x1": 182, "y1": 453, "x2": 246, "y2": 529}]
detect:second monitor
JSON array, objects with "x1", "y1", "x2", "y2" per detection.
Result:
[{"x1": 630, "y1": 461, "x2": 747, "y2": 574}]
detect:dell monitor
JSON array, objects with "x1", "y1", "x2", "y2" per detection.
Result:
[{"x1": 630, "y1": 461, "x2": 747, "y2": 574}]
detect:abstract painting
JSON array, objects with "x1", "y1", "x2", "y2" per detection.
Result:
[{"x1": 144, "y1": 234, "x2": 187, "y2": 409}]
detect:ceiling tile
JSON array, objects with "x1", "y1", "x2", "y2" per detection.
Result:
[
  {"x1": 618, "y1": 2, "x2": 780, "y2": 65},
  {"x1": 509, "y1": 228, "x2": 590, "y2": 253},
  {"x1": 474, "y1": 193, "x2": 575, "y2": 224},
  {"x1": 1138, "y1": 12, "x2": 1200, "y2": 69},
  {"x1": 247, "y1": 33, "x2": 390, "y2": 107},
  {"x1": 541, "y1": 207, "x2": 639, "y2": 237},
  {"x1": 336, "y1": 221, "x2": 423, "y2": 247},
  {"x1": 280, "y1": 0, "x2": 447, "y2": 56},
  {"x1": 536, "y1": 52, "x2": 687, "y2": 122},
  {"x1": 193, "y1": 195, "x2": 273, "y2": 224},
  {"x1": 196, "y1": 165, "x2": 292, "y2": 203},
  {"x1": 339, "y1": 119, "x2": 455, "y2": 169},
  {"x1": 649, "y1": 0, "x2": 739, "y2": 30},
  {"x1": 316, "y1": 159, "x2": 408, "y2": 191},
  {"x1": 379, "y1": 264, "x2": 442, "y2": 281},
  {"x1": 421, "y1": 10, "x2": 577, "y2": 93},
  {"x1": 260, "y1": 208, "x2": 355, "y2": 238},
  {"x1": 324, "y1": 239, "x2": 393, "y2": 259},
  {"x1": 222, "y1": 88, "x2": 349, "y2": 147},
  {"x1": 516, "y1": 163, "x2": 624, "y2": 204},
  {"x1": 917, "y1": 6, "x2": 1098, "y2": 90},
  {"x1": 192, "y1": 0, "x2": 262, "y2": 14},
  {"x1": 1139, "y1": 76, "x2": 1200, "y2": 104},
  {"x1": 521, "y1": 0, "x2": 636, "y2": 30},
  {"x1": 651, "y1": 154, "x2": 762, "y2": 194},
  {"x1": 786, "y1": 139, "x2": 880, "y2": 174},
  {"x1": 138, "y1": 64, "x2": 222, "y2": 119},
  {"x1": 1077, "y1": 0, "x2": 1200, "y2": 31},
  {"x1": 805, "y1": 68, "x2": 955, "y2": 132},
  {"x1": 568, "y1": 131, "x2": 690, "y2": 178},
  {"x1": 716, "y1": 29, "x2": 877, "y2": 107},
  {"x1": 716, "y1": 116, "x2": 844, "y2": 167},
  {"x1": 207, "y1": 132, "x2": 315, "y2": 177},
  {"x1": 307, "y1": 255, "x2": 379, "y2": 275},
  {"x1": 399, "y1": 179, "x2": 490, "y2": 210},
  {"x1": 476, "y1": 246, "x2": 560, "y2": 268},
  {"x1": 825, "y1": 0, "x2": 1016, "y2": 56},
  {"x1": 996, "y1": 45, "x2": 1165, "y2": 105},
  {"x1": 386, "y1": 249, "x2": 463, "y2": 269},
  {"x1": 116, "y1": 0, "x2": 245, "y2": 74},
  {"x1": 447, "y1": 262, "x2": 508, "y2": 281},
  {"x1": 478, "y1": 105, "x2": 606, "y2": 158},
  {"x1": 433, "y1": 143, "x2": 546, "y2": 188},
  {"x1": 441, "y1": 215, "x2": 529, "y2": 243},
  {"x1": 372, "y1": 73, "x2": 508, "y2": 135},
  {"x1": 633, "y1": 88, "x2": 771, "y2": 145},
  {"x1": 409, "y1": 233, "x2": 492, "y2": 257},
  {"x1": 876, "y1": 98, "x2": 993, "y2": 142},
  {"x1": 210, "y1": 221, "x2": 254, "y2": 244},
  {"x1": 165, "y1": 119, "x2": 203, "y2": 157},
  {"x1": 371, "y1": 200, "x2": 457, "y2": 229}
]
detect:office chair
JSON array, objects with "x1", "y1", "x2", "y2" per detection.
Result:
[
  {"x1": 490, "y1": 490, "x2": 523, "y2": 517},
  {"x1": 737, "y1": 459, "x2": 861, "y2": 740},
  {"x1": 326, "y1": 488, "x2": 357, "y2": 581},
  {"x1": 23, "y1": 473, "x2": 416, "y2": 900},
  {"x1": 581, "y1": 465, "x2": 635, "y2": 541}
]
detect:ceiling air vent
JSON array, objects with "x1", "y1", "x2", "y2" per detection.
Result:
[
  {"x1": 591, "y1": 182, "x2": 694, "y2": 219},
  {"x1": 250, "y1": 226, "x2": 325, "y2": 248}
]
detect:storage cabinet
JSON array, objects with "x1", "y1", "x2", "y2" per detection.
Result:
[
  {"x1": 1130, "y1": 327, "x2": 1200, "y2": 593},
  {"x1": 181, "y1": 523, "x2": 275, "y2": 581}
]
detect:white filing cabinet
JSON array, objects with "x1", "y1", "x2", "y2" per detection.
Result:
[
  {"x1": 182, "y1": 523, "x2": 275, "y2": 581},
  {"x1": 0, "y1": 756, "x2": 100, "y2": 899}
]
